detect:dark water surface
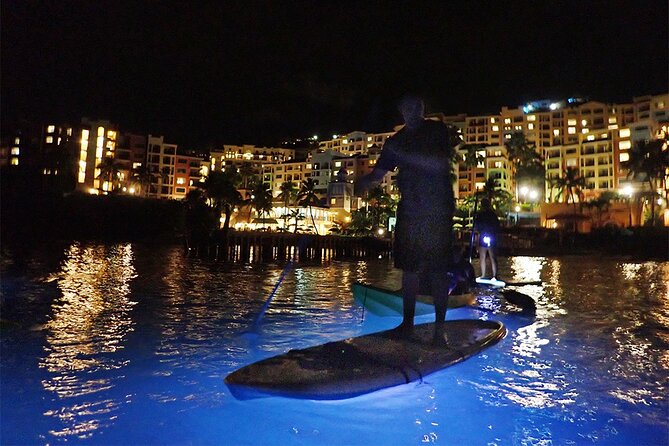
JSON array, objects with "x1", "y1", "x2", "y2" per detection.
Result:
[{"x1": 1, "y1": 242, "x2": 668, "y2": 445}]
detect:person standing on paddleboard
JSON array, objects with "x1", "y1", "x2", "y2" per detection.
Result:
[
  {"x1": 356, "y1": 94, "x2": 461, "y2": 344},
  {"x1": 474, "y1": 197, "x2": 500, "y2": 281}
]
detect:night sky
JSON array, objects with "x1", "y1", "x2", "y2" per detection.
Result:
[{"x1": 2, "y1": 0, "x2": 667, "y2": 148}]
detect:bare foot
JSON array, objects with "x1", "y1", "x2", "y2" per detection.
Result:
[
  {"x1": 385, "y1": 322, "x2": 415, "y2": 340},
  {"x1": 432, "y1": 329, "x2": 449, "y2": 347}
]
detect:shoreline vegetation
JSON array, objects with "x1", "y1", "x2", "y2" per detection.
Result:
[{"x1": 1, "y1": 193, "x2": 667, "y2": 261}]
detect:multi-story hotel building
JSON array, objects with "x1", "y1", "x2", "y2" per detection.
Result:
[{"x1": 145, "y1": 135, "x2": 208, "y2": 200}]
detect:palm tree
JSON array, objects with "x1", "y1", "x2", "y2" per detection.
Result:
[
  {"x1": 238, "y1": 163, "x2": 259, "y2": 189},
  {"x1": 554, "y1": 168, "x2": 585, "y2": 206},
  {"x1": 96, "y1": 156, "x2": 122, "y2": 193},
  {"x1": 249, "y1": 180, "x2": 274, "y2": 229},
  {"x1": 366, "y1": 185, "x2": 397, "y2": 231},
  {"x1": 478, "y1": 177, "x2": 514, "y2": 214},
  {"x1": 506, "y1": 131, "x2": 545, "y2": 200},
  {"x1": 585, "y1": 196, "x2": 612, "y2": 229},
  {"x1": 553, "y1": 167, "x2": 586, "y2": 232},
  {"x1": 129, "y1": 164, "x2": 155, "y2": 196},
  {"x1": 622, "y1": 138, "x2": 669, "y2": 226},
  {"x1": 346, "y1": 208, "x2": 373, "y2": 236},
  {"x1": 202, "y1": 169, "x2": 243, "y2": 235},
  {"x1": 461, "y1": 144, "x2": 486, "y2": 170},
  {"x1": 297, "y1": 178, "x2": 321, "y2": 234},
  {"x1": 277, "y1": 181, "x2": 297, "y2": 230},
  {"x1": 183, "y1": 188, "x2": 216, "y2": 249},
  {"x1": 288, "y1": 208, "x2": 305, "y2": 233}
]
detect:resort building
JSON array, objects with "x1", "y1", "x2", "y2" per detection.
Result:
[
  {"x1": 145, "y1": 135, "x2": 207, "y2": 200},
  {"x1": 75, "y1": 118, "x2": 119, "y2": 194}
]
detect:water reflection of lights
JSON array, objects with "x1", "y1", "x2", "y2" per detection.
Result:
[
  {"x1": 40, "y1": 243, "x2": 136, "y2": 437},
  {"x1": 513, "y1": 320, "x2": 550, "y2": 358},
  {"x1": 620, "y1": 263, "x2": 642, "y2": 281},
  {"x1": 509, "y1": 257, "x2": 544, "y2": 283}
]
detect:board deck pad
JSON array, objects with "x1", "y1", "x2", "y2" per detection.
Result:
[
  {"x1": 225, "y1": 319, "x2": 506, "y2": 400},
  {"x1": 475, "y1": 277, "x2": 506, "y2": 287},
  {"x1": 352, "y1": 282, "x2": 476, "y2": 317}
]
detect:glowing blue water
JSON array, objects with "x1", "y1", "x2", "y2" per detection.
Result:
[{"x1": 1, "y1": 242, "x2": 667, "y2": 445}]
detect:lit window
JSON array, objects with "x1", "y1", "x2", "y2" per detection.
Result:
[
  {"x1": 14, "y1": 137, "x2": 20, "y2": 144},
  {"x1": 98, "y1": 126, "x2": 105, "y2": 136},
  {"x1": 527, "y1": 115, "x2": 536, "y2": 121},
  {"x1": 335, "y1": 161, "x2": 342, "y2": 167},
  {"x1": 504, "y1": 118, "x2": 511, "y2": 124},
  {"x1": 343, "y1": 139, "x2": 348, "y2": 144},
  {"x1": 657, "y1": 101, "x2": 665, "y2": 108},
  {"x1": 492, "y1": 125, "x2": 499, "y2": 132},
  {"x1": 568, "y1": 119, "x2": 577, "y2": 126},
  {"x1": 176, "y1": 178, "x2": 185, "y2": 185},
  {"x1": 608, "y1": 117, "x2": 617, "y2": 124},
  {"x1": 528, "y1": 123, "x2": 534, "y2": 130},
  {"x1": 515, "y1": 125, "x2": 522, "y2": 130},
  {"x1": 504, "y1": 134, "x2": 511, "y2": 139},
  {"x1": 619, "y1": 140, "x2": 631, "y2": 150},
  {"x1": 568, "y1": 127, "x2": 576, "y2": 134},
  {"x1": 11, "y1": 147, "x2": 19, "y2": 155},
  {"x1": 553, "y1": 129, "x2": 560, "y2": 136},
  {"x1": 619, "y1": 128, "x2": 630, "y2": 138},
  {"x1": 11, "y1": 157, "x2": 19, "y2": 165},
  {"x1": 47, "y1": 125, "x2": 55, "y2": 133},
  {"x1": 330, "y1": 198, "x2": 336, "y2": 205},
  {"x1": 46, "y1": 136, "x2": 53, "y2": 143},
  {"x1": 67, "y1": 128, "x2": 73, "y2": 136},
  {"x1": 619, "y1": 153, "x2": 629, "y2": 162},
  {"x1": 581, "y1": 119, "x2": 588, "y2": 126},
  {"x1": 587, "y1": 135, "x2": 595, "y2": 141},
  {"x1": 582, "y1": 128, "x2": 589, "y2": 134},
  {"x1": 490, "y1": 117, "x2": 497, "y2": 123}
]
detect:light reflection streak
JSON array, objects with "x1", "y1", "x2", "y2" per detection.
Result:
[
  {"x1": 509, "y1": 256, "x2": 544, "y2": 283},
  {"x1": 40, "y1": 242, "x2": 136, "y2": 438}
]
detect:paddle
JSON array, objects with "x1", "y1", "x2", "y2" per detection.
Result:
[
  {"x1": 504, "y1": 280, "x2": 542, "y2": 286},
  {"x1": 468, "y1": 193, "x2": 479, "y2": 263},
  {"x1": 500, "y1": 289, "x2": 536, "y2": 313},
  {"x1": 244, "y1": 236, "x2": 307, "y2": 334}
]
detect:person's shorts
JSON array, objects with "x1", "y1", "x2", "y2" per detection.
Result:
[
  {"x1": 393, "y1": 213, "x2": 453, "y2": 273},
  {"x1": 478, "y1": 232, "x2": 497, "y2": 248}
]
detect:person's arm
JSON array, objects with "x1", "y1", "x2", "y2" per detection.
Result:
[
  {"x1": 355, "y1": 166, "x2": 388, "y2": 195},
  {"x1": 386, "y1": 124, "x2": 459, "y2": 173},
  {"x1": 384, "y1": 144, "x2": 452, "y2": 173}
]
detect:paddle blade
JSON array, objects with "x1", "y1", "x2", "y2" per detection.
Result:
[{"x1": 501, "y1": 289, "x2": 536, "y2": 312}]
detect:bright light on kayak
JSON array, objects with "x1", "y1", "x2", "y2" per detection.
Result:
[{"x1": 483, "y1": 236, "x2": 491, "y2": 247}]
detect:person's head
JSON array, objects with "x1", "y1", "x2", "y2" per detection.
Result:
[{"x1": 398, "y1": 94, "x2": 425, "y2": 128}]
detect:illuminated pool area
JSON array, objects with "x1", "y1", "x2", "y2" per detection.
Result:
[{"x1": 1, "y1": 243, "x2": 668, "y2": 445}]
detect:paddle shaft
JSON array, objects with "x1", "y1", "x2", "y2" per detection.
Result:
[
  {"x1": 468, "y1": 194, "x2": 479, "y2": 263},
  {"x1": 251, "y1": 236, "x2": 307, "y2": 329}
]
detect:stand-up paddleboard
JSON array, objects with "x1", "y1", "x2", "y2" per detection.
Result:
[
  {"x1": 475, "y1": 277, "x2": 506, "y2": 287},
  {"x1": 225, "y1": 319, "x2": 506, "y2": 400},
  {"x1": 352, "y1": 282, "x2": 476, "y2": 317}
]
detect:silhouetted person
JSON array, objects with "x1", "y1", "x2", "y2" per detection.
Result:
[
  {"x1": 356, "y1": 94, "x2": 460, "y2": 344},
  {"x1": 474, "y1": 198, "x2": 500, "y2": 280}
]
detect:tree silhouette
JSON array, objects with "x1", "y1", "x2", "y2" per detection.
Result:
[
  {"x1": 622, "y1": 138, "x2": 669, "y2": 226},
  {"x1": 298, "y1": 178, "x2": 321, "y2": 234}
]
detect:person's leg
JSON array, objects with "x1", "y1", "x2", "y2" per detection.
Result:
[
  {"x1": 431, "y1": 270, "x2": 452, "y2": 345},
  {"x1": 479, "y1": 247, "x2": 488, "y2": 278},
  {"x1": 399, "y1": 270, "x2": 419, "y2": 331},
  {"x1": 490, "y1": 248, "x2": 498, "y2": 279}
]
